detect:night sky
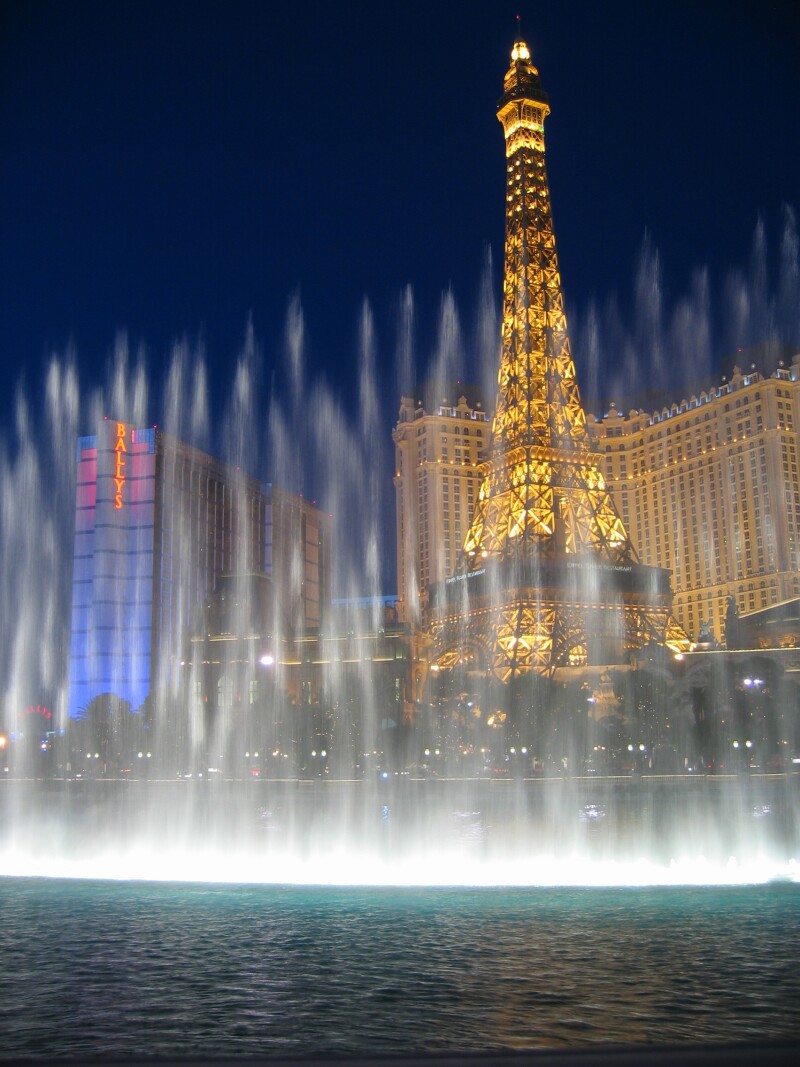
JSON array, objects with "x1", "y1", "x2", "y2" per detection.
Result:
[{"x1": 2, "y1": 0, "x2": 799, "y2": 447}]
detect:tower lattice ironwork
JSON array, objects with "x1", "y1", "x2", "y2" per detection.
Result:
[{"x1": 427, "y1": 37, "x2": 688, "y2": 682}]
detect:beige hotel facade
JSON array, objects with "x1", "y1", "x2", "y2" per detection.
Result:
[
  {"x1": 395, "y1": 353, "x2": 800, "y2": 649},
  {"x1": 588, "y1": 353, "x2": 800, "y2": 646},
  {"x1": 393, "y1": 382, "x2": 489, "y2": 626}
]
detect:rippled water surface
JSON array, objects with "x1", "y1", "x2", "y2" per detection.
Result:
[{"x1": 1, "y1": 878, "x2": 799, "y2": 1059}]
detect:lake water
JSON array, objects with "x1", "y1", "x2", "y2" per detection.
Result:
[{"x1": 1, "y1": 878, "x2": 799, "y2": 1060}]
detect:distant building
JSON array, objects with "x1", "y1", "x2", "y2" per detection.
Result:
[
  {"x1": 587, "y1": 353, "x2": 800, "y2": 646},
  {"x1": 189, "y1": 581, "x2": 410, "y2": 778},
  {"x1": 392, "y1": 383, "x2": 489, "y2": 625},
  {"x1": 68, "y1": 419, "x2": 329, "y2": 719}
]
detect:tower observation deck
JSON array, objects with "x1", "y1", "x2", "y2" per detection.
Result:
[{"x1": 427, "y1": 37, "x2": 688, "y2": 681}]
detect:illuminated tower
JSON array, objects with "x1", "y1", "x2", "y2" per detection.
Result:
[{"x1": 427, "y1": 37, "x2": 688, "y2": 681}]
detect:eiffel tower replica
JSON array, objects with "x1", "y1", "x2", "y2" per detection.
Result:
[{"x1": 427, "y1": 35, "x2": 688, "y2": 682}]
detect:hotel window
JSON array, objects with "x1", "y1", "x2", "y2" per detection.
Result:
[{"x1": 218, "y1": 676, "x2": 233, "y2": 709}]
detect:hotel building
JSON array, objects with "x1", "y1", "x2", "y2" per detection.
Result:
[
  {"x1": 393, "y1": 382, "x2": 489, "y2": 625},
  {"x1": 587, "y1": 353, "x2": 800, "y2": 646},
  {"x1": 68, "y1": 419, "x2": 329, "y2": 719}
]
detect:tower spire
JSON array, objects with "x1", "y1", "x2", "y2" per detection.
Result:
[
  {"x1": 425, "y1": 38, "x2": 689, "y2": 680},
  {"x1": 463, "y1": 35, "x2": 630, "y2": 566}
]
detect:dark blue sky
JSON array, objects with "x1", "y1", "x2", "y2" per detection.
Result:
[{"x1": 2, "y1": 0, "x2": 799, "y2": 440}]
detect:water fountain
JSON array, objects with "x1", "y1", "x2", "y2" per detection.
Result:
[
  {"x1": 1, "y1": 34, "x2": 800, "y2": 1060},
  {"x1": 1, "y1": 316, "x2": 799, "y2": 1056},
  {"x1": 0, "y1": 236, "x2": 798, "y2": 890},
  {"x1": 2, "y1": 32, "x2": 800, "y2": 890}
]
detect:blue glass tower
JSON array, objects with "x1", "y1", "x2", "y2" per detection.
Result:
[{"x1": 68, "y1": 421, "x2": 157, "y2": 717}]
